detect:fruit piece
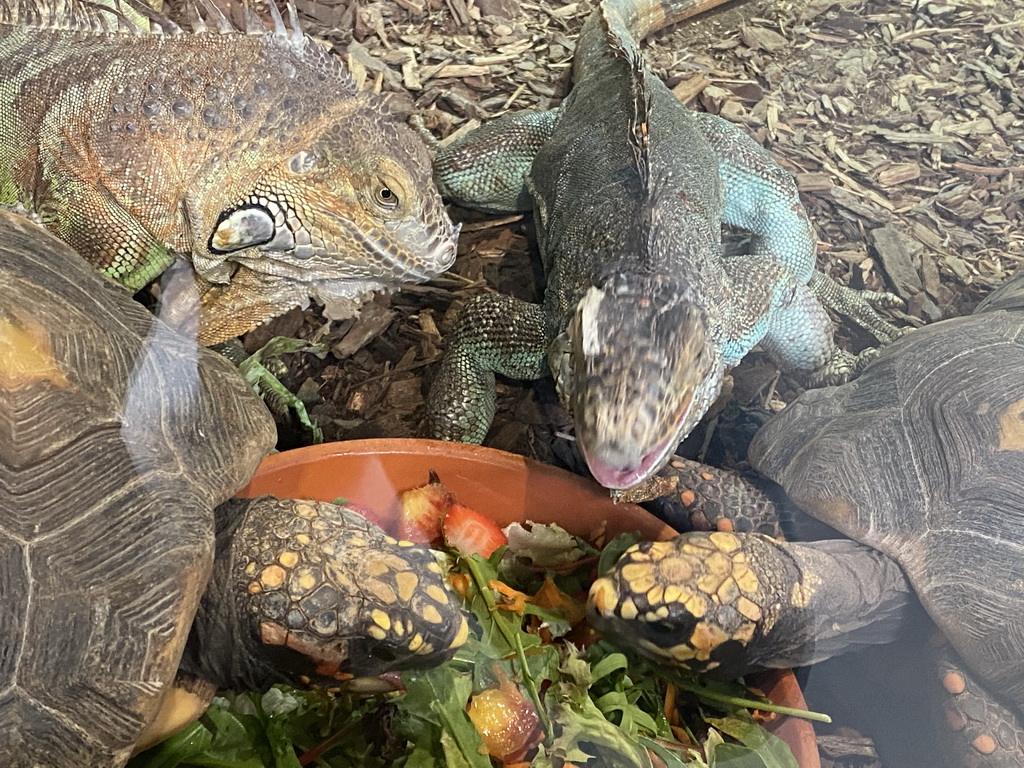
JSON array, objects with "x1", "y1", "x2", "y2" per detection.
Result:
[
  {"x1": 443, "y1": 503, "x2": 508, "y2": 558},
  {"x1": 396, "y1": 470, "x2": 454, "y2": 546},
  {"x1": 467, "y1": 668, "x2": 540, "y2": 761}
]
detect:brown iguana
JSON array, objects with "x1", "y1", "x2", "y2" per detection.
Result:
[
  {"x1": 0, "y1": 0, "x2": 459, "y2": 345},
  {"x1": 423, "y1": 0, "x2": 903, "y2": 490}
]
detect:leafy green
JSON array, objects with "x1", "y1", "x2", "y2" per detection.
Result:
[{"x1": 239, "y1": 336, "x2": 327, "y2": 443}]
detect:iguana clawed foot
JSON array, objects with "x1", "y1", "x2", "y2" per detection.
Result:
[
  {"x1": 213, "y1": 338, "x2": 325, "y2": 443},
  {"x1": 808, "y1": 345, "x2": 879, "y2": 388},
  {"x1": 809, "y1": 271, "x2": 907, "y2": 344}
]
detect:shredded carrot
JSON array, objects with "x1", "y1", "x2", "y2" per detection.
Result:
[
  {"x1": 531, "y1": 576, "x2": 587, "y2": 626},
  {"x1": 449, "y1": 571, "x2": 471, "y2": 599},
  {"x1": 663, "y1": 682, "x2": 679, "y2": 726},
  {"x1": 489, "y1": 579, "x2": 530, "y2": 613}
]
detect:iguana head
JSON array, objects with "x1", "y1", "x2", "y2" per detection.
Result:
[
  {"x1": 196, "y1": 90, "x2": 458, "y2": 313},
  {"x1": 555, "y1": 271, "x2": 723, "y2": 490}
]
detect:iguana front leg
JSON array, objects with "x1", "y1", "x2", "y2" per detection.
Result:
[
  {"x1": 425, "y1": 294, "x2": 552, "y2": 442},
  {"x1": 691, "y1": 112, "x2": 903, "y2": 344},
  {"x1": 37, "y1": 170, "x2": 176, "y2": 291},
  {"x1": 720, "y1": 255, "x2": 875, "y2": 387},
  {"x1": 426, "y1": 109, "x2": 560, "y2": 214}
]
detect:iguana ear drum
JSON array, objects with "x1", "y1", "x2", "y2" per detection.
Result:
[{"x1": 209, "y1": 205, "x2": 277, "y2": 254}]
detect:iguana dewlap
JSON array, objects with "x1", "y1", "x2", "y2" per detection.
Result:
[
  {"x1": 424, "y1": 0, "x2": 902, "y2": 489},
  {"x1": 0, "y1": 0, "x2": 459, "y2": 345}
]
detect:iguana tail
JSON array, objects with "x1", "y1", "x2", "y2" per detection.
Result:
[
  {"x1": 601, "y1": 0, "x2": 735, "y2": 42},
  {"x1": 574, "y1": 0, "x2": 734, "y2": 81}
]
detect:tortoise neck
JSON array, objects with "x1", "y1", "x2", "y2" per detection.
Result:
[{"x1": 178, "y1": 500, "x2": 286, "y2": 692}]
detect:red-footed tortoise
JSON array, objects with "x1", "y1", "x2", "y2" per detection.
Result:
[
  {"x1": 589, "y1": 267, "x2": 1024, "y2": 767},
  {"x1": 0, "y1": 211, "x2": 469, "y2": 767}
]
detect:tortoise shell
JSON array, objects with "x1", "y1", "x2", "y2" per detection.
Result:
[
  {"x1": 749, "y1": 268, "x2": 1024, "y2": 719},
  {"x1": 0, "y1": 212, "x2": 276, "y2": 765}
]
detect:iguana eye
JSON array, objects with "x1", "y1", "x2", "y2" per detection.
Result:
[{"x1": 375, "y1": 185, "x2": 398, "y2": 209}]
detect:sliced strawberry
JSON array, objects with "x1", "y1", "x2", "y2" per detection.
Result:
[
  {"x1": 443, "y1": 503, "x2": 508, "y2": 558},
  {"x1": 396, "y1": 470, "x2": 454, "y2": 546}
]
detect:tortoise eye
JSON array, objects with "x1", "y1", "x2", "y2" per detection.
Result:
[{"x1": 375, "y1": 185, "x2": 398, "y2": 209}]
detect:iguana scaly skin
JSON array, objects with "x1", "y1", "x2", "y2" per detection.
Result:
[
  {"x1": 0, "y1": 0, "x2": 459, "y2": 345},
  {"x1": 424, "y1": 0, "x2": 902, "y2": 489}
]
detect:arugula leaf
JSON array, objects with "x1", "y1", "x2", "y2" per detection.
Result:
[{"x1": 706, "y1": 715, "x2": 799, "y2": 768}]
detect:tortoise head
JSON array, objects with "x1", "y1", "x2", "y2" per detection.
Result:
[
  {"x1": 187, "y1": 497, "x2": 470, "y2": 690},
  {"x1": 556, "y1": 270, "x2": 722, "y2": 489}
]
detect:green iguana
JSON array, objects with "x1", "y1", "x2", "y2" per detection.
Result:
[
  {"x1": 423, "y1": 0, "x2": 903, "y2": 489},
  {"x1": 0, "y1": 0, "x2": 459, "y2": 345}
]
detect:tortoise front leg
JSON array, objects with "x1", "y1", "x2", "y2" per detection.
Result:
[
  {"x1": 615, "y1": 455, "x2": 791, "y2": 538},
  {"x1": 588, "y1": 531, "x2": 913, "y2": 676},
  {"x1": 936, "y1": 641, "x2": 1024, "y2": 767}
]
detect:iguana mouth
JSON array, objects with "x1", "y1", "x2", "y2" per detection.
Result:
[
  {"x1": 582, "y1": 439, "x2": 675, "y2": 489},
  {"x1": 220, "y1": 218, "x2": 460, "y2": 285}
]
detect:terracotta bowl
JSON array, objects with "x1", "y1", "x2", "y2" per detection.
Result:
[{"x1": 238, "y1": 438, "x2": 820, "y2": 768}]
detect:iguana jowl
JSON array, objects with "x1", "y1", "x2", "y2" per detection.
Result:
[
  {"x1": 0, "y1": 0, "x2": 459, "y2": 345},
  {"x1": 425, "y1": 0, "x2": 902, "y2": 489}
]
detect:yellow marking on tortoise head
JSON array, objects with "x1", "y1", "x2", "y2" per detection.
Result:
[
  {"x1": 656, "y1": 555, "x2": 694, "y2": 583},
  {"x1": 417, "y1": 642, "x2": 434, "y2": 656},
  {"x1": 670, "y1": 644, "x2": 697, "y2": 661},
  {"x1": 716, "y1": 576, "x2": 739, "y2": 604},
  {"x1": 589, "y1": 579, "x2": 614, "y2": 615},
  {"x1": 735, "y1": 596, "x2": 763, "y2": 622},
  {"x1": 260, "y1": 565, "x2": 286, "y2": 589},
  {"x1": 620, "y1": 562, "x2": 656, "y2": 594},
  {"x1": 408, "y1": 633, "x2": 424, "y2": 652},
  {"x1": 279, "y1": 551, "x2": 300, "y2": 568},
  {"x1": 0, "y1": 312, "x2": 70, "y2": 391},
  {"x1": 395, "y1": 571, "x2": 418, "y2": 602},
  {"x1": 732, "y1": 563, "x2": 761, "y2": 595},
  {"x1": 371, "y1": 610, "x2": 392, "y2": 631},
  {"x1": 366, "y1": 580, "x2": 397, "y2": 605},
  {"x1": 688, "y1": 621, "x2": 730, "y2": 658},
  {"x1": 248, "y1": 582, "x2": 262, "y2": 594},
  {"x1": 732, "y1": 622, "x2": 756, "y2": 645},
  {"x1": 619, "y1": 597, "x2": 639, "y2": 621},
  {"x1": 696, "y1": 570, "x2": 727, "y2": 597},
  {"x1": 294, "y1": 503, "x2": 319, "y2": 519},
  {"x1": 646, "y1": 584, "x2": 665, "y2": 606},
  {"x1": 998, "y1": 397, "x2": 1024, "y2": 451},
  {"x1": 663, "y1": 584, "x2": 684, "y2": 604},
  {"x1": 704, "y1": 551, "x2": 732, "y2": 577},
  {"x1": 426, "y1": 585, "x2": 450, "y2": 605},
  {"x1": 683, "y1": 592, "x2": 707, "y2": 619},
  {"x1": 367, "y1": 625, "x2": 387, "y2": 641},
  {"x1": 420, "y1": 604, "x2": 444, "y2": 624},
  {"x1": 366, "y1": 560, "x2": 389, "y2": 577},
  {"x1": 709, "y1": 531, "x2": 741, "y2": 553},
  {"x1": 294, "y1": 533, "x2": 311, "y2": 547},
  {"x1": 451, "y1": 616, "x2": 470, "y2": 649},
  {"x1": 244, "y1": 561, "x2": 258, "y2": 577},
  {"x1": 427, "y1": 561, "x2": 443, "y2": 575}
]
